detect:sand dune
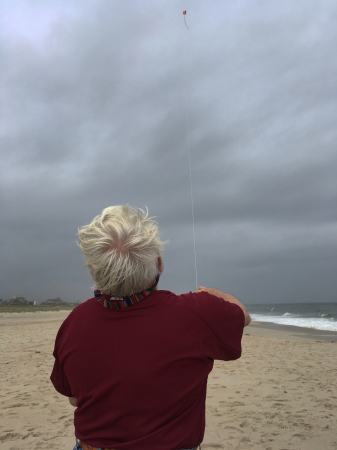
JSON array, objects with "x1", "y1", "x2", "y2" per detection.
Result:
[{"x1": 0, "y1": 311, "x2": 336, "y2": 449}]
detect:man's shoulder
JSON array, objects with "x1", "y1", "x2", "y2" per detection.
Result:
[
  {"x1": 167, "y1": 290, "x2": 244, "y2": 325},
  {"x1": 164, "y1": 290, "x2": 244, "y2": 358},
  {"x1": 158, "y1": 290, "x2": 228, "y2": 316},
  {"x1": 59, "y1": 298, "x2": 97, "y2": 327},
  {"x1": 170, "y1": 290, "x2": 224, "y2": 309},
  {"x1": 69, "y1": 297, "x2": 96, "y2": 313}
]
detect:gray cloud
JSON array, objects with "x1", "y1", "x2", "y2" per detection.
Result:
[{"x1": 1, "y1": 0, "x2": 336, "y2": 304}]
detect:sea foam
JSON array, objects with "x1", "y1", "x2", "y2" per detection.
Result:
[{"x1": 251, "y1": 314, "x2": 337, "y2": 332}]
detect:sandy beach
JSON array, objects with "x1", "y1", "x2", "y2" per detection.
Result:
[{"x1": 0, "y1": 311, "x2": 336, "y2": 450}]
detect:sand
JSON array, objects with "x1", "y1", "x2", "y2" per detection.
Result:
[{"x1": 0, "y1": 311, "x2": 336, "y2": 450}]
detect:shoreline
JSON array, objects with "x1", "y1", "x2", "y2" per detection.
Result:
[
  {"x1": 1, "y1": 308, "x2": 336, "y2": 339},
  {"x1": 249, "y1": 320, "x2": 337, "y2": 341}
]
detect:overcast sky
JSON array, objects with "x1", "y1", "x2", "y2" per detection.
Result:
[{"x1": 1, "y1": 0, "x2": 336, "y2": 304}]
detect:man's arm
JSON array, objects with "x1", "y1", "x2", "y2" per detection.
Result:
[{"x1": 196, "y1": 286, "x2": 251, "y2": 327}]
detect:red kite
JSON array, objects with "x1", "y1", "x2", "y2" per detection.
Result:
[{"x1": 183, "y1": 10, "x2": 189, "y2": 30}]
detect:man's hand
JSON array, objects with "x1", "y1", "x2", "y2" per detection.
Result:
[
  {"x1": 196, "y1": 286, "x2": 251, "y2": 327},
  {"x1": 69, "y1": 397, "x2": 77, "y2": 407},
  {"x1": 196, "y1": 286, "x2": 224, "y2": 297}
]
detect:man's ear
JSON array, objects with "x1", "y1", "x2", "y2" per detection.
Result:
[{"x1": 158, "y1": 256, "x2": 164, "y2": 273}]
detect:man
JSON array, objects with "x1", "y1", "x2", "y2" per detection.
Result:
[{"x1": 51, "y1": 205, "x2": 251, "y2": 450}]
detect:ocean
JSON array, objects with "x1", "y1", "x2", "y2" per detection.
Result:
[{"x1": 247, "y1": 302, "x2": 337, "y2": 332}]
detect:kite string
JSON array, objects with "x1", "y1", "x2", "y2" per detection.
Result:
[
  {"x1": 185, "y1": 79, "x2": 198, "y2": 291},
  {"x1": 182, "y1": 11, "x2": 197, "y2": 290}
]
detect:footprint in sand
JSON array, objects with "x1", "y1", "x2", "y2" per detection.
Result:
[
  {"x1": 205, "y1": 446, "x2": 223, "y2": 449},
  {"x1": 0, "y1": 432, "x2": 23, "y2": 442}
]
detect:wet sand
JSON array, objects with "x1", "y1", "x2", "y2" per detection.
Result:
[{"x1": 0, "y1": 312, "x2": 336, "y2": 449}]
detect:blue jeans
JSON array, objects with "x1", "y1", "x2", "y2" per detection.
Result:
[{"x1": 73, "y1": 438, "x2": 201, "y2": 450}]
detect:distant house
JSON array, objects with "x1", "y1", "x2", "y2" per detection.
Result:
[
  {"x1": 28, "y1": 301, "x2": 38, "y2": 306},
  {"x1": 3, "y1": 296, "x2": 29, "y2": 305},
  {"x1": 39, "y1": 297, "x2": 80, "y2": 307},
  {"x1": 40, "y1": 297, "x2": 68, "y2": 306}
]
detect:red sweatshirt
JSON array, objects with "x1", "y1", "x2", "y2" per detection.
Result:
[{"x1": 51, "y1": 289, "x2": 244, "y2": 450}]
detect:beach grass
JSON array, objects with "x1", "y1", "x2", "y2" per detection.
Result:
[{"x1": 0, "y1": 305, "x2": 76, "y2": 313}]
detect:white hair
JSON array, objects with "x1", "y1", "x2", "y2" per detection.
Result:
[{"x1": 77, "y1": 205, "x2": 166, "y2": 297}]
